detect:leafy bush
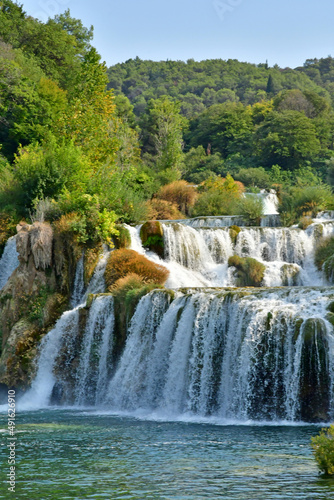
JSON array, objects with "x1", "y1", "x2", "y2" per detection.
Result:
[
  {"x1": 235, "y1": 167, "x2": 272, "y2": 189},
  {"x1": 14, "y1": 136, "x2": 92, "y2": 209},
  {"x1": 311, "y1": 425, "x2": 334, "y2": 475},
  {"x1": 279, "y1": 185, "x2": 334, "y2": 226},
  {"x1": 228, "y1": 255, "x2": 265, "y2": 286},
  {"x1": 314, "y1": 237, "x2": 334, "y2": 282},
  {"x1": 236, "y1": 195, "x2": 264, "y2": 226},
  {"x1": 105, "y1": 249, "x2": 169, "y2": 290},
  {"x1": 146, "y1": 199, "x2": 184, "y2": 220},
  {"x1": 191, "y1": 190, "x2": 239, "y2": 217},
  {"x1": 298, "y1": 216, "x2": 313, "y2": 230},
  {"x1": 156, "y1": 180, "x2": 197, "y2": 215},
  {"x1": 140, "y1": 221, "x2": 164, "y2": 257},
  {"x1": 53, "y1": 194, "x2": 119, "y2": 245}
]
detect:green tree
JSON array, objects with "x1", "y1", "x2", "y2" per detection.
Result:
[
  {"x1": 145, "y1": 96, "x2": 187, "y2": 177},
  {"x1": 255, "y1": 110, "x2": 321, "y2": 170}
]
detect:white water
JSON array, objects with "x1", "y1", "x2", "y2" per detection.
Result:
[
  {"x1": 140, "y1": 221, "x2": 332, "y2": 288},
  {"x1": 19, "y1": 249, "x2": 113, "y2": 409},
  {"x1": 71, "y1": 246, "x2": 111, "y2": 307},
  {"x1": 71, "y1": 253, "x2": 85, "y2": 307},
  {"x1": 18, "y1": 208, "x2": 334, "y2": 422},
  {"x1": 105, "y1": 288, "x2": 334, "y2": 421},
  {"x1": 0, "y1": 236, "x2": 19, "y2": 290}
]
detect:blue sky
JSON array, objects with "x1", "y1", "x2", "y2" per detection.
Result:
[{"x1": 19, "y1": 0, "x2": 334, "y2": 68}]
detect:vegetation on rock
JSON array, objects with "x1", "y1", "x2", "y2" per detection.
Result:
[
  {"x1": 228, "y1": 255, "x2": 266, "y2": 287},
  {"x1": 140, "y1": 221, "x2": 164, "y2": 257},
  {"x1": 105, "y1": 249, "x2": 169, "y2": 290}
]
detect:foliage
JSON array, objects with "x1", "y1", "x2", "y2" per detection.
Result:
[
  {"x1": 146, "y1": 199, "x2": 184, "y2": 220},
  {"x1": 142, "y1": 96, "x2": 187, "y2": 176},
  {"x1": 278, "y1": 185, "x2": 334, "y2": 226},
  {"x1": 234, "y1": 167, "x2": 272, "y2": 189},
  {"x1": 107, "y1": 57, "x2": 327, "y2": 119},
  {"x1": 228, "y1": 255, "x2": 266, "y2": 287},
  {"x1": 191, "y1": 174, "x2": 243, "y2": 217},
  {"x1": 236, "y1": 195, "x2": 264, "y2": 226},
  {"x1": 156, "y1": 181, "x2": 197, "y2": 215},
  {"x1": 314, "y1": 236, "x2": 334, "y2": 271},
  {"x1": 13, "y1": 137, "x2": 92, "y2": 210},
  {"x1": 311, "y1": 425, "x2": 334, "y2": 475},
  {"x1": 298, "y1": 217, "x2": 313, "y2": 230},
  {"x1": 140, "y1": 221, "x2": 164, "y2": 257},
  {"x1": 191, "y1": 190, "x2": 238, "y2": 217},
  {"x1": 53, "y1": 194, "x2": 119, "y2": 245},
  {"x1": 105, "y1": 249, "x2": 169, "y2": 290}
]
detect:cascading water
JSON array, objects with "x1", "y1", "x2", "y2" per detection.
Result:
[
  {"x1": 20, "y1": 248, "x2": 113, "y2": 409},
  {"x1": 106, "y1": 288, "x2": 334, "y2": 422},
  {"x1": 22, "y1": 202, "x2": 334, "y2": 422},
  {"x1": 0, "y1": 236, "x2": 19, "y2": 290}
]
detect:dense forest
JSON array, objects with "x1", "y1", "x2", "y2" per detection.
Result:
[{"x1": 2, "y1": 0, "x2": 334, "y2": 250}]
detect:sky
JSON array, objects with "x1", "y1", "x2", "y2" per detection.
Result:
[{"x1": 19, "y1": 0, "x2": 334, "y2": 69}]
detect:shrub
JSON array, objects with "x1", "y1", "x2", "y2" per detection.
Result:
[
  {"x1": 56, "y1": 193, "x2": 119, "y2": 245},
  {"x1": 228, "y1": 255, "x2": 265, "y2": 287},
  {"x1": 298, "y1": 216, "x2": 313, "y2": 230},
  {"x1": 311, "y1": 425, "x2": 334, "y2": 475},
  {"x1": 191, "y1": 190, "x2": 239, "y2": 217},
  {"x1": 234, "y1": 167, "x2": 272, "y2": 189},
  {"x1": 314, "y1": 236, "x2": 334, "y2": 270},
  {"x1": 279, "y1": 185, "x2": 334, "y2": 226},
  {"x1": 105, "y1": 249, "x2": 169, "y2": 290},
  {"x1": 146, "y1": 199, "x2": 184, "y2": 220},
  {"x1": 14, "y1": 137, "x2": 91, "y2": 209},
  {"x1": 157, "y1": 180, "x2": 197, "y2": 215},
  {"x1": 236, "y1": 195, "x2": 264, "y2": 226}
]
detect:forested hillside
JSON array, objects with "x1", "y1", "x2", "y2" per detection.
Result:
[{"x1": 2, "y1": 0, "x2": 334, "y2": 246}]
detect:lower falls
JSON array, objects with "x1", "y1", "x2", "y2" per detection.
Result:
[{"x1": 14, "y1": 216, "x2": 334, "y2": 422}]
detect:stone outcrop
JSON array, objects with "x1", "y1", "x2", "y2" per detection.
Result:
[{"x1": 0, "y1": 222, "x2": 79, "y2": 388}]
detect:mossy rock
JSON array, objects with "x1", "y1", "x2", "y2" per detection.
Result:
[
  {"x1": 84, "y1": 245, "x2": 103, "y2": 286},
  {"x1": 228, "y1": 255, "x2": 265, "y2": 287},
  {"x1": 280, "y1": 264, "x2": 300, "y2": 286},
  {"x1": 140, "y1": 221, "x2": 164, "y2": 258},
  {"x1": 113, "y1": 224, "x2": 131, "y2": 249},
  {"x1": 229, "y1": 225, "x2": 241, "y2": 245},
  {"x1": 327, "y1": 301, "x2": 334, "y2": 314},
  {"x1": 323, "y1": 255, "x2": 334, "y2": 283}
]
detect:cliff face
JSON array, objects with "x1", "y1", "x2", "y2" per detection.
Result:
[{"x1": 0, "y1": 222, "x2": 80, "y2": 389}]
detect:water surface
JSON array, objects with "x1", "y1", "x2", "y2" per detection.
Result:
[{"x1": 1, "y1": 410, "x2": 334, "y2": 499}]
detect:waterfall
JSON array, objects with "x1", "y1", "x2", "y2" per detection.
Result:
[
  {"x1": 71, "y1": 253, "x2": 85, "y2": 307},
  {"x1": 74, "y1": 296, "x2": 115, "y2": 406},
  {"x1": 0, "y1": 236, "x2": 19, "y2": 290},
  {"x1": 19, "y1": 248, "x2": 113, "y2": 409},
  {"x1": 161, "y1": 222, "x2": 330, "y2": 287},
  {"x1": 106, "y1": 288, "x2": 334, "y2": 422},
  {"x1": 23, "y1": 208, "x2": 334, "y2": 422},
  {"x1": 71, "y1": 246, "x2": 111, "y2": 307}
]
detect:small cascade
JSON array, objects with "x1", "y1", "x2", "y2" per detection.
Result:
[
  {"x1": 74, "y1": 296, "x2": 114, "y2": 406},
  {"x1": 71, "y1": 253, "x2": 85, "y2": 307},
  {"x1": 71, "y1": 246, "x2": 111, "y2": 307},
  {"x1": 19, "y1": 308, "x2": 81, "y2": 409},
  {"x1": 160, "y1": 222, "x2": 331, "y2": 287},
  {"x1": 0, "y1": 236, "x2": 19, "y2": 290},
  {"x1": 106, "y1": 288, "x2": 334, "y2": 422}
]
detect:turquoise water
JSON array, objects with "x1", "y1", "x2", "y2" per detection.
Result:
[{"x1": 1, "y1": 410, "x2": 334, "y2": 499}]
